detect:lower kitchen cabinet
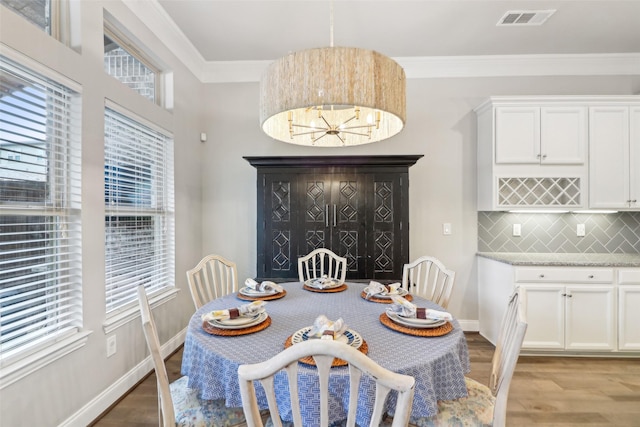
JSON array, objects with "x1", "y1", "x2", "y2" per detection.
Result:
[
  {"x1": 521, "y1": 284, "x2": 616, "y2": 351},
  {"x1": 478, "y1": 256, "x2": 634, "y2": 355},
  {"x1": 618, "y1": 270, "x2": 640, "y2": 351}
]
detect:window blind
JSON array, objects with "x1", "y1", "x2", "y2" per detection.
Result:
[
  {"x1": 104, "y1": 107, "x2": 174, "y2": 313},
  {"x1": 0, "y1": 56, "x2": 82, "y2": 357}
]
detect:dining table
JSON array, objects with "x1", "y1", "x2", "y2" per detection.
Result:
[{"x1": 181, "y1": 281, "x2": 470, "y2": 426}]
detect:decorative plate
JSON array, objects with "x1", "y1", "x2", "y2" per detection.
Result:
[
  {"x1": 208, "y1": 311, "x2": 268, "y2": 330},
  {"x1": 362, "y1": 286, "x2": 409, "y2": 299},
  {"x1": 239, "y1": 286, "x2": 278, "y2": 297},
  {"x1": 304, "y1": 279, "x2": 343, "y2": 290},
  {"x1": 386, "y1": 312, "x2": 447, "y2": 329},
  {"x1": 290, "y1": 326, "x2": 363, "y2": 350}
]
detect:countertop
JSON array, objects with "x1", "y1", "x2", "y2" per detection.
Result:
[{"x1": 477, "y1": 252, "x2": 640, "y2": 267}]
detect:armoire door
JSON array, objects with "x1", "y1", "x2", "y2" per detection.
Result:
[{"x1": 297, "y1": 173, "x2": 367, "y2": 279}]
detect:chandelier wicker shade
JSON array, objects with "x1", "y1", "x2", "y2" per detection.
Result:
[{"x1": 260, "y1": 46, "x2": 406, "y2": 147}]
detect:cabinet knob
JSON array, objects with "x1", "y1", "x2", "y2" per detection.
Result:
[
  {"x1": 539, "y1": 274, "x2": 545, "y2": 278},
  {"x1": 536, "y1": 154, "x2": 541, "y2": 159},
  {"x1": 632, "y1": 200, "x2": 638, "y2": 203},
  {"x1": 561, "y1": 293, "x2": 567, "y2": 296},
  {"x1": 588, "y1": 275, "x2": 594, "y2": 279},
  {"x1": 567, "y1": 294, "x2": 573, "y2": 298},
  {"x1": 542, "y1": 154, "x2": 547, "y2": 159}
]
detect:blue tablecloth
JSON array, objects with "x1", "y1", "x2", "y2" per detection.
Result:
[{"x1": 181, "y1": 282, "x2": 470, "y2": 426}]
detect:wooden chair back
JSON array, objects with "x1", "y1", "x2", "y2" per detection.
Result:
[
  {"x1": 490, "y1": 287, "x2": 528, "y2": 426},
  {"x1": 137, "y1": 285, "x2": 175, "y2": 427},
  {"x1": 238, "y1": 339, "x2": 415, "y2": 427},
  {"x1": 297, "y1": 248, "x2": 347, "y2": 283},
  {"x1": 186, "y1": 254, "x2": 238, "y2": 309},
  {"x1": 401, "y1": 256, "x2": 455, "y2": 309}
]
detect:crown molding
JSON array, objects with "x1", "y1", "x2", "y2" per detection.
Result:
[{"x1": 125, "y1": 1, "x2": 640, "y2": 84}]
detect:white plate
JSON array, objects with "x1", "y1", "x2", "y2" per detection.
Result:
[
  {"x1": 363, "y1": 286, "x2": 408, "y2": 299},
  {"x1": 239, "y1": 286, "x2": 278, "y2": 296},
  {"x1": 208, "y1": 311, "x2": 268, "y2": 329},
  {"x1": 304, "y1": 279, "x2": 342, "y2": 289},
  {"x1": 291, "y1": 327, "x2": 363, "y2": 349},
  {"x1": 387, "y1": 312, "x2": 447, "y2": 329}
]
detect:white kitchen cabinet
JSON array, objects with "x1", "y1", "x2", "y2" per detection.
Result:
[
  {"x1": 618, "y1": 269, "x2": 640, "y2": 351},
  {"x1": 516, "y1": 267, "x2": 616, "y2": 351},
  {"x1": 495, "y1": 106, "x2": 586, "y2": 165},
  {"x1": 478, "y1": 257, "x2": 622, "y2": 354},
  {"x1": 589, "y1": 106, "x2": 640, "y2": 209}
]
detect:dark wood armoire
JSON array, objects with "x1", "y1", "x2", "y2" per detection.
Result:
[{"x1": 245, "y1": 155, "x2": 422, "y2": 282}]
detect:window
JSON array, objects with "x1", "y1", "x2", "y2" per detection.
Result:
[
  {"x1": 103, "y1": 27, "x2": 158, "y2": 103},
  {"x1": 0, "y1": 0, "x2": 70, "y2": 43},
  {"x1": 104, "y1": 105, "x2": 174, "y2": 314},
  {"x1": 0, "y1": 55, "x2": 82, "y2": 362}
]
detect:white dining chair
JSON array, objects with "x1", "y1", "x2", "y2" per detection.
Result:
[
  {"x1": 401, "y1": 256, "x2": 455, "y2": 309},
  {"x1": 186, "y1": 254, "x2": 238, "y2": 309},
  {"x1": 238, "y1": 339, "x2": 415, "y2": 427},
  {"x1": 137, "y1": 285, "x2": 246, "y2": 427},
  {"x1": 410, "y1": 288, "x2": 528, "y2": 427},
  {"x1": 297, "y1": 248, "x2": 347, "y2": 283}
]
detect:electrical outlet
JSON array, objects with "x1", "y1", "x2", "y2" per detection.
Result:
[
  {"x1": 512, "y1": 224, "x2": 521, "y2": 237},
  {"x1": 577, "y1": 223, "x2": 586, "y2": 237},
  {"x1": 107, "y1": 334, "x2": 117, "y2": 358},
  {"x1": 443, "y1": 223, "x2": 452, "y2": 235}
]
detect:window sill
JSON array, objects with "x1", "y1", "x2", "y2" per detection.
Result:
[
  {"x1": 103, "y1": 287, "x2": 179, "y2": 334},
  {"x1": 0, "y1": 330, "x2": 92, "y2": 389}
]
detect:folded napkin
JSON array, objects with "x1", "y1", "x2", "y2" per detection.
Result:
[
  {"x1": 245, "y1": 278, "x2": 283, "y2": 293},
  {"x1": 307, "y1": 314, "x2": 348, "y2": 340},
  {"x1": 386, "y1": 295, "x2": 453, "y2": 321},
  {"x1": 307, "y1": 275, "x2": 340, "y2": 289},
  {"x1": 365, "y1": 280, "x2": 401, "y2": 299},
  {"x1": 201, "y1": 300, "x2": 266, "y2": 322}
]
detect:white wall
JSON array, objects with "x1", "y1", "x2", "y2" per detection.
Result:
[
  {"x1": 199, "y1": 75, "x2": 640, "y2": 325},
  {"x1": 0, "y1": 2, "x2": 205, "y2": 426}
]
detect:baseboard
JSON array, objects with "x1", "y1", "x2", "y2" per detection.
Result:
[
  {"x1": 458, "y1": 319, "x2": 479, "y2": 332},
  {"x1": 59, "y1": 328, "x2": 186, "y2": 427}
]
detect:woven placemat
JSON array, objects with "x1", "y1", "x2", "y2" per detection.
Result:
[
  {"x1": 360, "y1": 291, "x2": 413, "y2": 304},
  {"x1": 202, "y1": 316, "x2": 271, "y2": 336},
  {"x1": 379, "y1": 313, "x2": 453, "y2": 337},
  {"x1": 303, "y1": 283, "x2": 348, "y2": 293},
  {"x1": 284, "y1": 335, "x2": 369, "y2": 367},
  {"x1": 236, "y1": 289, "x2": 287, "y2": 301}
]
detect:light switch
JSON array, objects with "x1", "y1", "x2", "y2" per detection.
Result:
[
  {"x1": 512, "y1": 224, "x2": 521, "y2": 237},
  {"x1": 577, "y1": 223, "x2": 586, "y2": 237},
  {"x1": 443, "y1": 223, "x2": 452, "y2": 235}
]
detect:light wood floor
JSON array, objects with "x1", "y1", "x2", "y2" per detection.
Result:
[{"x1": 91, "y1": 333, "x2": 640, "y2": 427}]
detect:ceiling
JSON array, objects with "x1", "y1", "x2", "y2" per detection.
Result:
[{"x1": 154, "y1": 0, "x2": 640, "y2": 63}]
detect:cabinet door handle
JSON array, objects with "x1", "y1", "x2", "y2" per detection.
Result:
[
  {"x1": 632, "y1": 200, "x2": 638, "y2": 203},
  {"x1": 333, "y1": 204, "x2": 337, "y2": 227},
  {"x1": 325, "y1": 204, "x2": 329, "y2": 227}
]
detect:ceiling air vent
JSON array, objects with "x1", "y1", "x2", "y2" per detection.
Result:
[{"x1": 497, "y1": 10, "x2": 556, "y2": 26}]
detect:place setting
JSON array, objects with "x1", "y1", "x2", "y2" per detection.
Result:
[
  {"x1": 302, "y1": 275, "x2": 347, "y2": 293},
  {"x1": 237, "y1": 278, "x2": 287, "y2": 301},
  {"x1": 201, "y1": 300, "x2": 271, "y2": 336},
  {"x1": 361, "y1": 281, "x2": 412, "y2": 303},
  {"x1": 380, "y1": 295, "x2": 454, "y2": 337},
  {"x1": 284, "y1": 315, "x2": 368, "y2": 366}
]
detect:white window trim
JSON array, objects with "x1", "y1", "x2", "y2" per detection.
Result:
[
  {"x1": 102, "y1": 287, "x2": 178, "y2": 334},
  {"x1": 0, "y1": 330, "x2": 92, "y2": 390}
]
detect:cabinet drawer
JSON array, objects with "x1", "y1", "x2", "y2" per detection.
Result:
[
  {"x1": 618, "y1": 269, "x2": 640, "y2": 285},
  {"x1": 515, "y1": 267, "x2": 614, "y2": 283}
]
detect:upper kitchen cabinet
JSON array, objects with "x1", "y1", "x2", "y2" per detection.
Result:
[
  {"x1": 476, "y1": 97, "x2": 588, "y2": 211},
  {"x1": 495, "y1": 106, "x2": 586, "y2": 165},
  {"x1": 589, "y1": 105, "x2": 640, "y2": 209}
]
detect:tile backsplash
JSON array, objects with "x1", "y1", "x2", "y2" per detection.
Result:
[{"x1": 478, "y1": 212, "x2": 640, "y2": 253}]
